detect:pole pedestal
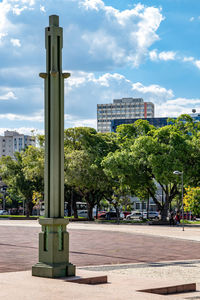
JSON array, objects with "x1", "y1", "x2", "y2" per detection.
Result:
[{"x1": 32, "y1": 218, "x2": 75, "y2": 277}]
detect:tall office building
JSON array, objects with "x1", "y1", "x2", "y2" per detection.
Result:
[
  {"x1": 0, "y1": 131, "x2": 36, "y2": 158},
  {"x1": 97, "y1": 98, "x2": 154, "y2": 133}
]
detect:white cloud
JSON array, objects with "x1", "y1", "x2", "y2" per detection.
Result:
[
  {"x1": 149, "y1": 50, "x2": 176, "y2": 61},
  {"x1": 183, "y1": 56, "x2": 194, "y2": 62},
  {"x1": 132, "y1": 82, "x2": 174, "y2": 103},
  {"x1": 0, "y1": 91, "x2": 17, "y2": 100},
  {"x1": 0, "y1": 0, "x2": 199, "y2": 133},
  {"x1": 158, "y1": 51, "x2": 176, "y2": 61},
  {"x1": 149, "y1": 49, "x2": 158, "y2": 61},
  {"x1": 80, "y1": 0, "x2": 104, "y2": 11},
  {"x1": 194, "y1": 60, "x2": 200, "y2": 69},
  {"x1": 0, "y1": 111, "x2": 43, "y2": 121},
  {"x1": 0, "y1": 0, "x2": 164, "y2": 70},
  {"x1": 65, "y1": 71, "x2": 175, "y2": 121},
  {"x1": 64, "y1": 114, "x2": 97, "y2": 129},
  {"x1": 0, "y1": 2, "x2": 10, "y2": 41},
  {"x1": 10, "y1": 38, "x2": 21, "y2": 47},
  {"x1": 40, "y1": 5, "x2": 45, "y2": 13},
  {"x1": 189, "y1": 17, "x2": 195, "y2": 22},
  {"x1": 0, "y1": 68, "x2": 198, "y2": 131},
  {"x1": 77, "y1": 1, "x2": 164, "y2": 67},
  {"x1": 182, "y1": 56, "x2": 200, "y2": 70},
  {"x1": 157, "y1": 98, "x2": 200, "y2": 117},
  {"x1": 12, "y1": 6, "x2": 28, "y2": 15},
  {"x1": 0, "y1": 127, "x2": 43, "y2": 136},
  {"x1": 66, "y1": 70, "x2": 199, "y2": 122},
  {"x1": 0, "y1": 33, "x2": 7, "y2": 42}
]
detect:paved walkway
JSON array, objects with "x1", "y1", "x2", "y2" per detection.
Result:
[
  {"x1": 0, "y1": 220, "x2": 200, "y2": 273},
  {"x1": 1, "y1": 221, "x2": 200, "y2": 299}
]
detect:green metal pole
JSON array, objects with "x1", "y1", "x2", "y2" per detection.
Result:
[{"x1": 32, "y1": 15, "x2": 75, "y2": 278}]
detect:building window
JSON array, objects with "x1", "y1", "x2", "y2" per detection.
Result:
[{"x1": 136, "y1": 202, "x2": 140, "y2": 210}]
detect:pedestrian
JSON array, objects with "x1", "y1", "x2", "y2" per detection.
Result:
[{"x1": 175, "y1": 211, "x2": 181, "y2": 225}]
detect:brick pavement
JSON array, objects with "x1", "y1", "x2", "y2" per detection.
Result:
[{"x1": 0, "y1": 225, "x2": 200, "y2": 273}]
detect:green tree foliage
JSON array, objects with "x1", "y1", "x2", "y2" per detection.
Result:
[
  {"x1": 1, "y1": 114, "x2": 199, "y2": 221},
  {"x1": 184, "y1": 186, "x2": 200, "y2": 215},
  {"x1": 0, "y1": 152, "x2": 35, "y2": 216},
  {"x1": 0, "y1": 137, "x2": 44, "y2": 216},
  {"x1": 64, "y1": 127, "x2": 118, "y2": 219},
  {"x1": 103, "y1": 116, "x2": 200, "y2": 220}
]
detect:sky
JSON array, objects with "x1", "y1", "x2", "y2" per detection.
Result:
[{"x1": 0, "y1": 0, "x2": 200, "y2": 135}]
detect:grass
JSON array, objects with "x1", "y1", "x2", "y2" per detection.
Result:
[
  {"x1": 0, "y1": 215, "x2": 38, "y2": 218},
  {"x1": 180, "y1": 219, "x2": 200, "y2": 224},
  {"x1": 0, "y1": 215, "x2": 87, "y2": 219}
]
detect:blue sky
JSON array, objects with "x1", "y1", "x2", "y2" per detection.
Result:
[{"x1": 0, "y1": 0, "x2": 200, "y2": 135}]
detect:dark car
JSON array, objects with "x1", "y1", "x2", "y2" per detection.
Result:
[
  {"x1": 122, "y1": 211, "x2": 131, "y2": 218},
  {"x1": 99, "y1": 211, "x2": 121, "y2": 220},
  {"x1": 97, "y1": 211, "x2": 107, "y2": 219}
]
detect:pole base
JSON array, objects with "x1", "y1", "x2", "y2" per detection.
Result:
[
  {"x1": 32, "y1": 218, "x2": 76, "y2": 278},
  {"x1": 32, "y1": 262, "x2": 76, "y2": 278}
]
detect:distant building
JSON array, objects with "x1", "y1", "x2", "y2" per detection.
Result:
[
  {"x1": 111, "y1": 117, "x2": 169, "y2": 132},
  {"x1": 111, "y1": 113, "x2": 200, "y2": 132},
  {"x1": 0, "y1": 131, "x2": 36, "y2": 158},
  {"x1": 189, "y1": 112, "x2": 200, "y2": 122},
  {"x1": 97, "y1": 98, "x2": 154, "y2": 133}
]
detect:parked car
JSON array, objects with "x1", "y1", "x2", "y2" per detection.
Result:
[
  {"x1": 0, "y1": 210, "x2": 8, "y2": 215},
  {"x1": 97, "y1": 211, "x2": 107, "y2": 219},
  {"x1": 142, "y1": 211, "x2": 159, "y2": 220},
  {"x1": 122, "y1": 211, "x2": 131, "y2": 218},
  {"x1": 126, "y1": 211, "x2": 159, "y2": 220},
  {"x1": 99, "y1": 211, "x2": 122, "y2": 220},
  {"x1": 126, "y1": 212, "x2": 143, "y2": 220},
  {"x1": 78, "y1": 210, "x2": 88, "y2": 218}
]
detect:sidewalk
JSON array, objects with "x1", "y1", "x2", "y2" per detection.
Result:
[
  {"x1": 1, "y1": 262, "x2": 200, "y2": 300},
  {"x1": 1, "y1": 220, "x2": 200, "y2": 299},
  {"x1": 1, "y1": 219, "x2": 200, "y2": 242}
]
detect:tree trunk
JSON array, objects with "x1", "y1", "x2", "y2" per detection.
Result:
[
  {"x1": 116, "y1": 206, "x2": 120, "y2": 224},
  {"x1": 86, "y1": 192, "x2": 94, "y2": 221},
  {"x1": 160, "y1": 194, "x2": 169, "y2": 221},
  {"x1": 72, "y1": 191, "x2": 78, "y2": 219},
  {"x1": 26, "y1": 200, "x2": 33, "y2": 217},
  {"x1": 67, "y1": 200, "x2": 72, "y2": 217},
  {"x1": 87, "y1": 202, "x2": 93, "y2": 220}
]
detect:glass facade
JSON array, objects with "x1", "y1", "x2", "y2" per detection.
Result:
[{"x1": 111, "y1": 117, "x2": 169, "y2": 132}]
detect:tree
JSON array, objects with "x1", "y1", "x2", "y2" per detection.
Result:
[
  {"x1": 103, "y1": 116, "x2": 200, "y2": 220},
  {"x1": 64, "y1": 127, "x2": 118, "y2": 219},
  {"x1": 0, "y1": 140, "x2": 44, "y2": 216},
  {"x1": 0, "y1": 152, "x2": 35, "y2": 216},
  {"x1": 184, "y1": 186, "x2": 200, "y2": 216}
]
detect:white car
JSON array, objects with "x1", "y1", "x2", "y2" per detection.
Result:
[
  {"x1": 142, "y1": 211, "x2": 159, "y2": 220},
  {"x1": 78, "y1": 210, "x2": 88, "y2": 218},
  {"x1": 126, "y1": 212, "x2": 143, "y2": 220},
  {"x1": 0, "y1": 210, "x2": 8, "y2": 215}
]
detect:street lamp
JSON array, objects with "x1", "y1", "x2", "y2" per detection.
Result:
[{"x1": 173, "y1": 170, "x2": 184, "y2": 231}]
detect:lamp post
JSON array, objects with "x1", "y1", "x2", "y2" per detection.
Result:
[
  {"x1": 173, "y1": 170, "x2": 184, "y2": 231},
  {"x1": 32, "y1": 15, "x2": 75, "y2": 278}
]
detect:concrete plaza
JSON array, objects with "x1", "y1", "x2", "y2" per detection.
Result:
[{"x1": 1, "y1": 220, "x2": 200, "y2": 299}]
